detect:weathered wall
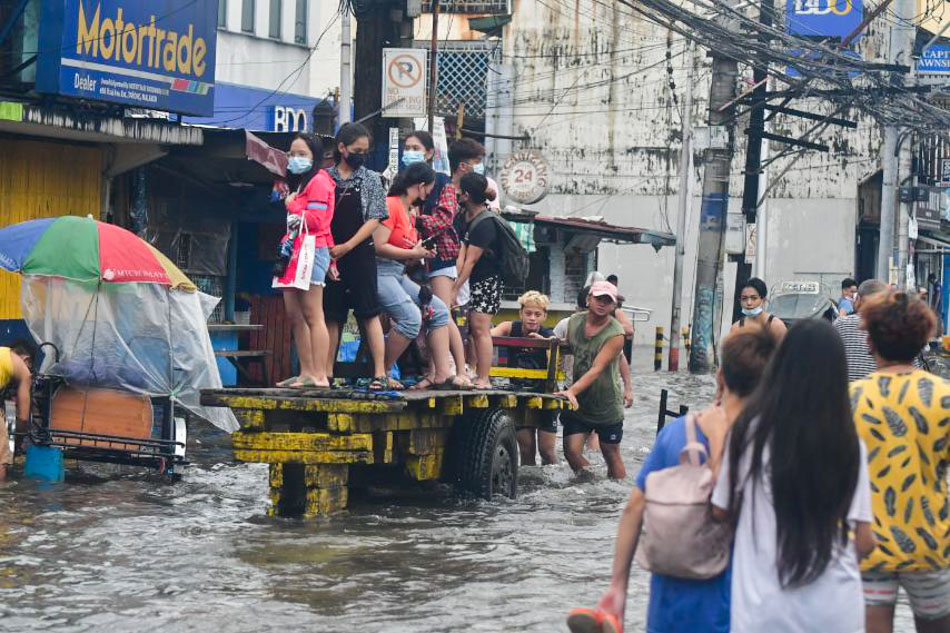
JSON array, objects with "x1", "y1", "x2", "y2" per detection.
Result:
[
  {"x1": 499, "y1": 0, "x2": 886, "y2": 345},
  {"x1": 0, "y1": 138, "x2": 102, "y2": 319}
]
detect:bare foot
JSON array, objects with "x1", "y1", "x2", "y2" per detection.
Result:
[{"x1": 473, "y1": 380, "x2": 492, "y2": 390}]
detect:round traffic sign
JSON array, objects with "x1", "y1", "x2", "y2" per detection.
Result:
[
  {"x1": 499, "y1": 150, "x2": 550, "y2": 205},
  {"x1": 388, "y1": 54, "x2": 423, "y2": 89}
]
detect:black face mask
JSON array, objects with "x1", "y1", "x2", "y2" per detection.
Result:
[{"x1": 343, "y1": 152, "x2": 365, "y2": 169}]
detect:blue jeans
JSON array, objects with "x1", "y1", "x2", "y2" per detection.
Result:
[{"x1": 376, "y1": 272, "x2": 450, "y2": 339}]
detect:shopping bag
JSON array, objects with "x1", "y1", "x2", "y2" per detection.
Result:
[{"x1": 272, "y1": 228, "x2": 316, "y2": 291}]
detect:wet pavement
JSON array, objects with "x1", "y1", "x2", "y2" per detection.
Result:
[{"x1": 0, "y1": 365, "x2": 916, "y2": 632}]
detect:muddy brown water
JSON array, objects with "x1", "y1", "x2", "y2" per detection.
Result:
[{"x1": 0, "y1": 368, "x2": 916, "y2": 632}]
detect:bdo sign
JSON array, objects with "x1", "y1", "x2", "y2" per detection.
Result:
[
  {"x1": 787, "y1": 0, "x2": 864, "y2": 39},
  {"x1": 37, "y1": 0, "x2": 218, "y2": 116}
]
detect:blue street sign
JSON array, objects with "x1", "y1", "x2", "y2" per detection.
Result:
[
  {"x1": 36, "y1": 0, "x2": 218, "y2": 116},
  {"x1": 786, "y1": 0, "x2": 864, "y2": 40},
  {"x1": 918, "y1": 45, "x2": 950, "y2": 73}
]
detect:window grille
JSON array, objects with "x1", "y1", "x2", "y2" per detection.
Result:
[{"x1": 420, "y1": 41, "x2": 500, "y2": 122}]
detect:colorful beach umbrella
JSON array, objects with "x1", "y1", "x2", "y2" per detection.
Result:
[{"x1": 0, "y1": 216, "x2": 195, "y2": 291}]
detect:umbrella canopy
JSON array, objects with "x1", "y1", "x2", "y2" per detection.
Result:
[{"x1": 0, "y1": 216, "x2": 195, "y2": 291}]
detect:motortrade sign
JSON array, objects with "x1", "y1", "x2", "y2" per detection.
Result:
[
  {"x1": 786, "y1": 0, "x2": 864, "y2": 40},
  {"x1": 36, "y1": 0, "x2": 218, "y2": 116}
]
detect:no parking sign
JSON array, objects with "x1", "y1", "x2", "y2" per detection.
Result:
[{"x1": 382, "y1": 48, "x2": 427, "y2": 118}]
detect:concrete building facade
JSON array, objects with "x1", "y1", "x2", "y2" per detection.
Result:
[{"x1": 485, "y1": 2, "x2": 888, "y2": 345}]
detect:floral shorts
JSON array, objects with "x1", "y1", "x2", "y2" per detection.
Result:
[{"x1": 469, "y1": 275, "x2": 503, "y2": 315}]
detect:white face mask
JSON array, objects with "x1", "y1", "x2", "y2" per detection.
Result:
[
  {"x1": 741, "y1": 306, "x2": 764, "y2": 317},
  {"x1": 472, "y1": 162, "x2": 485, "y2": 176}
]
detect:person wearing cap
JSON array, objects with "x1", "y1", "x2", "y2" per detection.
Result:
[{"x1": 557, "y1": 281, "x2": 630, "y2": 480}]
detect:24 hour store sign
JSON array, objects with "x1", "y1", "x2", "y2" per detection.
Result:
[{"x1": 37, "y1": 0, "x2": 218, "y2": 116}]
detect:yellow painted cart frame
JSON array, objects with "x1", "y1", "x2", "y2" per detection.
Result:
[{"x1": 201, "y1": 387, "x2": 566, "y2": 518}]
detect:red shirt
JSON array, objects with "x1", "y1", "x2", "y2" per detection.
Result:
[
  {"x1": 383, "y1": 197, "x2": 418, "y2": 249},
  {"x1": 286, "y1": 170, "x2": 336, "y2": 248}
]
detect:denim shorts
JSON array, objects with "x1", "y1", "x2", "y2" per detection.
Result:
[
  {"x1": 377, "y1": 272, "x2": 450, "y2": 339},
  {"x1": 311, "y1": 246, "x2": 331, "y2": 287},
  {"x1": 428, "y1": 258, "x2": 457, "y2": 280}
]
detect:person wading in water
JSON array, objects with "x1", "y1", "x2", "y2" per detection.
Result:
[{"x1": 556, "y1": 281, "x2": 629, "y2": 480}]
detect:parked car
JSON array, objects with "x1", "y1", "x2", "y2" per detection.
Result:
[{"x1": 769, "y1": 281, "x2": 838, "y2": 326}]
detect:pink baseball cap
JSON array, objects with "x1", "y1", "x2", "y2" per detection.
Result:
[{"x1": 589, "y1": 280, "x2": 618, "y2": 302}]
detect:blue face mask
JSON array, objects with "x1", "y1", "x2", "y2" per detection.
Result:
[
  {"x1": 473, "y1": 162, "x2": 485, "y2": 175},
  {"x1": 287, "y1": 156, "x2": 313, "y2": 175},
  {"x1": 741, "y1": 305, "x2": 764, "y2": 317},
  {"x1": 402, "y1": 150, "x2": 426, "y2": 167}
]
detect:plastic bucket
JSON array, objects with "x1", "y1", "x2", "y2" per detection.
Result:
[{"x1": 24, "y1": 445, "x2": 65, "y2": 482}]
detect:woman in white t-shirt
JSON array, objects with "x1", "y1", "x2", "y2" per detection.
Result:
[{"x1": 711, "y1": 319, "x2": 875, "y2": 633}]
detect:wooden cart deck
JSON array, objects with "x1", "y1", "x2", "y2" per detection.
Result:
[{"x1": 201, "y1": 387, "x2": 568, "y2": 518}]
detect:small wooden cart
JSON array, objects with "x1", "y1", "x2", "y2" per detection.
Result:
[
  {"x1": 201, "y1": 387, "x2": 566, "y2": 517},
  {"x1": 201, "y1": 336, "x2": 567, "y2": 518}
]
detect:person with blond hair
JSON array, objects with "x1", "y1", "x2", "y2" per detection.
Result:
[{"x1": 492, "y1": 290, "x2": 558, "y2": 464}]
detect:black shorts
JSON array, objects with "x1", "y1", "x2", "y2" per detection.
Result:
[
  {"x1": 470, "y1": 275, "x2": 503, "y2": 315},
  {"x1": 324, "y1": 246, "x2": 380, "y2": 322},
  {"x1": 562, "y1": 417, "x2": 624, "y2": 444}
]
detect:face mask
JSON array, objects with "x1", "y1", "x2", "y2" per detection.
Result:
[
  {"x1": 472, "y1": 162, "x2": 485, "y2": 175},
  {"x1": 343, "y1": 152, "x2": 365, "y2": 169},
  {"x1": 287, "y1": 156, "x2": 312, "y2": 175},
  {"x1": 402, "y1": 150, "x2": 426, "y2": 167},
  {"x1": 741, "y1": 306, "x2": 764, "y2": 317}
]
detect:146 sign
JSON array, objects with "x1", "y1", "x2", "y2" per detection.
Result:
[{"x1": 500, "y1": 150, "x2": 550, "y2": 205}]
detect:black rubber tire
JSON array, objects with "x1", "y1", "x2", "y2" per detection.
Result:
[{"x1": 451, "y1": 407, "x2": 519, "y2": 500}]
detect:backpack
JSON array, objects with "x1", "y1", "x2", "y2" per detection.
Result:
[
  {"x1": 634, "y1": 414, "x2": 732, "y2": 580},
  {"x1": 468, "y1": 211, "x2": 530, "y2": 286}
]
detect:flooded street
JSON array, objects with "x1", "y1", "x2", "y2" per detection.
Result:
[{"x1": 0, "y1": 367, "x2": 915, "y2": 632}]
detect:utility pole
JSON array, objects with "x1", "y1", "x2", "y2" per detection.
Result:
[
  {"x1": 668, "y1": 45, "x2": 695, "y2": 372},
  {"x1": 733, "y1": 0, "x2": 774, "y2": 323},
  {"x1": 352, "y1": 3, "x2": 414, "y2": 153},
  {"x1": 427, "y1": 0, "x2": 440, "y2": 133},
  {"x1": 339, "y1": 9, "x2": 352, "y2": 125},
  {"x1": 877, "y1": 0, "x2": 916, "y2": 286},
  {"x1": 689, "y1": 53, "x2": 738, "y2": 373}
]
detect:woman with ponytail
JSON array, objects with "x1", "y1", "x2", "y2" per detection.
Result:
[
  {"x1": 323, "y1": 123, "x2": 389, "y2": 389},
  {"x1": 452, "y1": 172, "x2": 502, "y2": 389},
  {"x1": 373, "y1": 162, "x2": 465, "y2": 389}
]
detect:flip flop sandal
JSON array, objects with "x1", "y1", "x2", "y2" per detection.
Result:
[
  {"x1": 408, "y1": 377, "x2": 435, "y2": 391},
  {"x1": 276, "y1": 376, "x2": 299, "y2": 388},
  {"x1": 567, "y1": 608, "x2": 603, "y2": 633},
  {"x1": 602, "y1": 614, "x2": 622, "y2": 633},
  {"x1": 367, "y1": 376, "x2": 388, "y2": 391}
]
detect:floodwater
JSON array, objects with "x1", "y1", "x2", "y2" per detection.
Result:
[{"x1": 0, "y1": 365, "x2": 916, "y2": 632}]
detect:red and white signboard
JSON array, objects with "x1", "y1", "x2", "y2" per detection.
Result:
[{"x1": 382, "y1": 48, "x2": 427, "y2": 118}]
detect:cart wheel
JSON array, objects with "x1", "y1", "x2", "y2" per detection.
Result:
[{"x1": 452, "y1": 407, "x2": 519, "y2": 500}]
